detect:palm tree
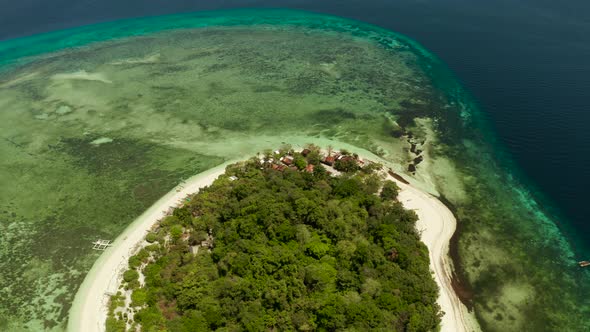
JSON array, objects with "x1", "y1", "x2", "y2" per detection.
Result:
[{"x1": 263, "y1": 149, "x2": 273, "y2": 164}]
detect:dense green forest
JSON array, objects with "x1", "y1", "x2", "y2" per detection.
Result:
[{"x1": 107, "y1": 148, "x2": 440, "y2": 331}]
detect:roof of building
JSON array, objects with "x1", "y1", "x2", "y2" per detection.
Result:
[
  {"x1": 281, "y1": 155, "x2": 294, "y2": 165},
  {"x1": 322, "y1": 156, "x2": 336, "y2": 165}
]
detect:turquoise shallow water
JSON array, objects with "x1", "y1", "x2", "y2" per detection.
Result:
[
  {"x1": 0, "y1": 9, "x2": 431, "y2": 70},
  {"x1": 0, "y1": 9, "x2": 588, "y2": 331}
]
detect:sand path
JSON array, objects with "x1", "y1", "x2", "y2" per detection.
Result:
[
  {"x1": 391, "y1": 175, "x2": 479, "y2": 332},
  {"x1": 67, "y1": 162, "x2": 234, "y2": 332}
]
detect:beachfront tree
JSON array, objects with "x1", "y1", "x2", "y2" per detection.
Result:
[
  {"x1": 334, "y1": 158, "x2": 360, "y2": 173},
  {"x1": 361, "y1": 162, "x2": 383, "y2": 174},
  {"x1": 263, "y1": 149, "x2": 273, "y2": 162},
  {"x1": 280, "y1": 143, "x2": 294, "y2": 155},
  {"x1": 380, "y1": 180, "x2": 400, "y2": 201},
  {"x1": 304, "y1": 143, "x2": 321, "y2": 153},
  {"x1": 293, "y1": 154, "x2": 307, "y2": 170},
  {"x1": 306, "y1": 150, "x2": 321, "y2": 166}
]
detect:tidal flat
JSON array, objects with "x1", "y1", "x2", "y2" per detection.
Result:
[{"x1": 0, "y1": 9, "x2": 588, "y2": 331}]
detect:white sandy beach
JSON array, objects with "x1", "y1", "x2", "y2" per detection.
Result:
[
  {"x1": 67, "y1": 162, "x2": 234, "y2": 332},
  {"x1": 391, "y1": 174, "x2": 480, "y2": 332},
  {"x1": 68, "y1": 155, "x2": 478, "y2": 332}
]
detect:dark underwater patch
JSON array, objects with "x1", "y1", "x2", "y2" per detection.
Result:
[{"x1": 311, "y1": 108, "x2": 357, "y2": 124}]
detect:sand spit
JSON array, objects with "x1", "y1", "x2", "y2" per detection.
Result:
[
  {"x1": 392, "y1": 174, "x2": 480, "y2": 332},
  {"x1": 67, "y1": 161, "x2": 235, "y2": 332},
  {"x1": 52, "y1": 70, "x2": 112, "y2": 83},
  {"x1": 109, "y1": 53, "x2": 161, "y2": 65}
]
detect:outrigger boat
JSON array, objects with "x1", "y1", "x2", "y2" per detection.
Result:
[{"x1": 578, "y1": 260, "x2": 590, "y2": 267}]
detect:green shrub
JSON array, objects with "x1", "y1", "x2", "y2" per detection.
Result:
[
  {"x1": 131, "y1": 289, "x2": 147, "y2": 307},
  {"x1": 123, "y1": 269, "x2": 139, "y2": 283},
  {"x1": 170, "y1": 225, "x2": 183, "y2": 242},
  {"x1": 136, "y1": 248, "x2": 149, "y2": 261},
  {"x1": 145, "y1": 232, "x2": 157, "y2": 243},
  {"x1": 105, "y1": 315, "x2": 125, "y2": 332},
  {"x1": 128, "y1": 255, "x2": 141, "y2": 269},
  {"x1": 145, "y1": 243, "x2": 159, "y2": 252}
]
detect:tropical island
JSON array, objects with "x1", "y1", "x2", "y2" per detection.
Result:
[
  {"x1": 3, "y1": 9, "x2": 589, "y2": 332},
  {"x1": 69, "y1": 145, "x2": 477, "y2": 332}
]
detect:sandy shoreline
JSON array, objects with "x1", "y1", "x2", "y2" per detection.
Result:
[
  {"x1": 67, "y1": 161, "x2": 234, "y2": 332},
  {"x1": 68, "y1": 157, "x2": 478, "y2": 332},
  {"x1": 391, "y1": 174, "x2": 480, "y2": 332}
]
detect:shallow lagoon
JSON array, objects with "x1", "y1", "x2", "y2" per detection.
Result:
[{"x1": 0, "y1": 9, "x2": 588, "y2": 331}]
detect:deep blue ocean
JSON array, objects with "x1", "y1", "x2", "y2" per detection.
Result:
[{"x1": 2, "y1": 0, "x2": 589, "y2": 253}]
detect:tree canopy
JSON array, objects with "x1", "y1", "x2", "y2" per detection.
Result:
[{"x1": 108, "y1": 156, "x2": 440, "y2": 331}]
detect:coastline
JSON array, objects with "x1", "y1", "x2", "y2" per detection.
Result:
[
  {"x1": 67, "y1": 156, "x2": 478, "y2": 332},
  {"x1": 390, "y1": 174, "x2": 480, "y2": 332},
  {"x1": 67, "y1": 161, "x2": 235, "y2": 332}
]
